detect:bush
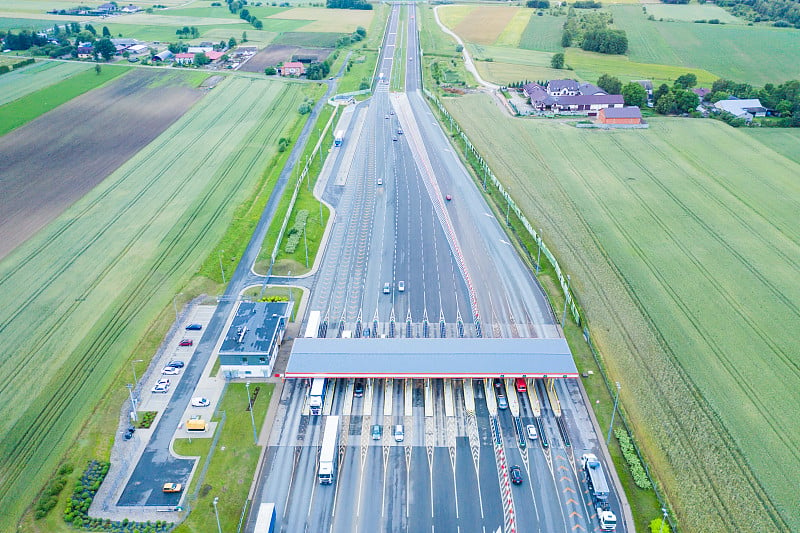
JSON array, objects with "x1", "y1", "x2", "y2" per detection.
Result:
[
  {"x1": 284, "y1": 210, "x2": 309, "y2": 253},
  {"x1": 615, "y1": 428, "x2": 652, "y2": 489}
]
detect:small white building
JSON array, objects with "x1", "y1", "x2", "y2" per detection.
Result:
[{"x1": 218, "y1": 301, "x2": 292, "y2": 380}]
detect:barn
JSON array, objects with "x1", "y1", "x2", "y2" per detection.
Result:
[{"x1": 598, "y1": 106, "x2": 642, "y2": 125}]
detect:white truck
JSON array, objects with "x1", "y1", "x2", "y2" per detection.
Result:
[
  {"x1": 308, "y1": 377, "x2": 327, "y2": 416},
  {"x1": 581, "y1": 453, "x2": 618, "y2": 531},
  {"x1": 318, "y1": 416, "x2": 340, "y2": 484}
]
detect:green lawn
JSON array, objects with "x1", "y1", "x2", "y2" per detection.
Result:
[
  {"x1": 444, "y1": 93, "x2": 800, "y2": 532},
  {"x1": 743, "y1": 128, "x2": 800, "y2": 165},
  {"x1": 0, "y1": 76, "x2": 310, "y2": 531},
  {"x1": 273, "y1": 31, "x2": 343, "y2": 48},
  {"x1": 613, "y1": 4, "x2": 800, "y2": 84},
  {"x1": 0, "y1": 17, "x2": 58, "y2": 30},
  {"x1": 172, "y1": 383, "x2": 274, "y2": 533},
  {"x1": 0, "y1": 60, "x2": 91, "y2": 106},
  {"x1": 0, "y1": 64, "x2": 129, "y2": 136},
  {"x1": 643, "y1": 2, "x2": 742, "y2": 23}
]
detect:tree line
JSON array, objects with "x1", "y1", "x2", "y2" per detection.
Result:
[
  {"x1": 713, "y1": 0, "x2": 800, "y2": 28},
  {"x1": 561, "y1": 9, "x2": 628, "y2": 54},
  {"x1": 326, "y1": 0, "x2": 373, "y2": 9}
]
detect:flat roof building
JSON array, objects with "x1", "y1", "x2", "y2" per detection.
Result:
[{"x1": 219, "y1": 301, "x2": 291, "y2": 379}]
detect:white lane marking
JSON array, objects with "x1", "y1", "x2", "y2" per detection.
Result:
[
  {"x1": 484, "y1": 213, "x2": 495, "y2": 218},
  {"x1": 500, "y1": 239, "x2": 511, "y2": 246}
]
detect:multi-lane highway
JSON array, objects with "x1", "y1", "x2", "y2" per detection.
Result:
[{"x1": 250, "y1": 4, "x2": 626, "y2": 533}]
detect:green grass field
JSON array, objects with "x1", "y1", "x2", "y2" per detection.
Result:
[
  {"x1": 0, "y1": 64, "x2": 129, "y2": 136},
  {"x1": 643, "y1": 2, "x2": 741, "y2": 23},
  {"x1": 443, "y1": 93, "x2": 800, "y2": 532},
  {"x1": 273, "y1": 31, "x2": 343, "y2": 48},
  {"x1": 495, "y1": 8, "x2": 533, "y2": 47},
  {"x1": 171, "y1": 383, "x2": 273, "y2": 533},
  {"x1": 469, "y1": 44, "x2": 565, "y2": 84},
  {"x1": 0, "y1": 75, "x2": 310, "y2": 531},
  {"x1": 613, "y1": 4, "x2": 800, "y2": 84},
  {"x1": 0, "y1": 17, "x2": 57, "y2": 30},
  {"x1": 517, "y1": 12, "x2": 564, "y2": 52},
  {"x1": 744, "y1": 129, "x2": 800, "y2": 165},
  {"x1": 0, "y1": 61, "x2": 91, "y2": 106}
]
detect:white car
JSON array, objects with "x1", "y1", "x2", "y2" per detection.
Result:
[
  {"x1": 398, "y1": 280, "x2": 405, "y2": 292},
  {"x1": 526, "y1": 424, "x2": 538, "y2": 440},
  {"x1": 162, "y1": 366, "x2": 180, "y2": 375},
  {"x1": 152, "y1": 379, "x2": 170, "y2": 393},
  {"x1": 191, "y1": 397, "x2": 211, "y2": 407}
]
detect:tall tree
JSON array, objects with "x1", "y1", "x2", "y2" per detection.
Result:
[
  {"x1": 550, "y1": 52, "x2": 565, "y2": 69},
  {"x1": 674, "y1": 73, "x2": 698, "y2": 89},
  {"x1": 102, "y1": 26, "x2": 111, "y2": 37},
  {"x1": 621, "y1": 82, "x2": 647, "y2": 107},
  {"x1": 94, "y1": 38, "x2": 116, "y2": 61},
  {"x1": 597, "y1": 74, "x2": 622, "y2": 94}
]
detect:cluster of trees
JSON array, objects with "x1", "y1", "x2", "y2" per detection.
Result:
[
  {"x1": 305, "y1": 60, "x2": 331, "y2": 80},
  {"x1": 651, "y1": 78, "x2": 699, "y2": 115},
  {"x1": 326, "y1": 0, "x2": 373, "y2": 9},
  {"x1": 661, "y1": 0, "x2": 689, "y2": 4},
  {"x1": 713, "y1": 0, "x2": 800, "y2": 27},
  {"x1": 709, "y1": 78, "x2": 800, "y2": 125},
  {"x1": 175, "y1": 26, "x2": 200, "y2": 38},
  {"x1": 0, "y1": 24, "x2": 120, "y2": 60},
  {"x1": 595, "y1": 73, "x2": 648, "y2": 106},
  {"x1": 573, "y1": 0, "x2": 602, "y2": 8},
  {"x1": 525, "y1": 0, "x2": 551, "y2": 8},
  {"x1": 336, "y1": 25, "x2": 367, "y2": 47},
  {"x1": 238, "y1": 8, "x2": 264, "y2": 30},
  {"x1": 561, "y1": 9, "x2": 628, "y2": 54}
]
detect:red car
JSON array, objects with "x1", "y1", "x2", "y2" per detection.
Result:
[
  {"x1": 178, "y1": 339, "x2": 193, "y2": 346},
  {"x1": 445, "y1": 195, "x2": 452, "y2": 201}
]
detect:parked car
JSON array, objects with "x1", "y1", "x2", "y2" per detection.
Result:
[
  {"x1": 398, "y1": 280, "x2": 405, "y2": 292},
  {"x1": 185, "y1": 323, "x2": 203, "y2": 330},
  {"x1": 162, "y1": 483, "x2": 182, "y2": 493},
  {"x1": 178, "y1": 339, "x2": 193, "y2": 346},
  {"x1": 354, "y1": 381, "x2": 365, "y2": 398},
  {"x1": 123, "y1": 426, "x2": 135, "y2": 440},
  {"x1": 152, "y1": 379, "x2": 170, "y2": 393},
  {"x1": 510, "y1": 465, "x2": 523, "y2": 485},
  {"x1": 371, "y1": 424, "x2": 382, "y2": 440},
  {"x1": 167, "y1": 360, "x2": 185, "y2": 368},
  {"x1": 162, "y1": 366, "x2": 180, "y2": 375},
  {"x1": 526, "y1": 424, "x2": 538, "y2": 440},
  {"x1": 191, "y1": 397, "x2": 211, "y2": 407}
]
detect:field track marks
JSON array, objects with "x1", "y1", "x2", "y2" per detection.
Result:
[
  {"x1": 580, "y1": 136, "x2": 788, "y2": 530},
  {"x1": 0, "y1": 82, "x2": 296, "y2": 501},
  {"x1": 0, "y1": 80, "x2": 253, "y2": 389}
]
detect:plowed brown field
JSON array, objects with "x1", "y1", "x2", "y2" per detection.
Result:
[{"x1": 0, "y1": 69, "x2": 204, "y2": 260}]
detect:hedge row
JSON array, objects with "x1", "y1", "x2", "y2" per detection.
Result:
[
  {"x1": 284, "y1": 209, "x2": 309, "y2": 253},
  {"x1": 615, "y1": 427, "x2": 652, "y2": 489}
]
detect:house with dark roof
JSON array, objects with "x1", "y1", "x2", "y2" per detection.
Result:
[
  {"x1": 97, "y1": 2, "x2": 117, "y2": 12},
  {"x1": 550, "y1": 94, "x2": 624, "y2": 114},
  {"x1": 692, "y1": 87, "x2": 711, "y2": 100},
  {"x1": 76, "y1": 45, "x2": 93, "y2": 59},
  {"x1": 578, "y1": 82, "x2": 607, "y2": 96},
  {"x1": 547, "y1": 79, "x2": 580, "y2": 96},
  {"x1": 522, "y1": 82, "x2": 549, "y2": 109}
]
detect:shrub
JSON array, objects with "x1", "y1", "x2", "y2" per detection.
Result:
[{"x1": 615, "y1": 427, "x2": 652, "y2": 489}]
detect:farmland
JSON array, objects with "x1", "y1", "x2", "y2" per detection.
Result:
[
  {"x1": 444, "y1": 93, "x2": 800, "y2": 531},
  {"x1": 517, "y1": 12, "x2": 564, "y2": 52},
  {"x1": 744, "y1": 129, "x2": 800, "y2": 165},
  {"x1": 453, "y1": 6, "x2": 521, "y2": 45},
  {"x1": 0, "y1": 75, "x2": 310, "y2": 530},
  {"x1": 0, "y1": 64, "x2": 129, "y2": 137},
  {"x1": 612, "y1": 4, "x2": 800, "y2": 84},
  {"x1": 0, "y1": 61, "x2": 90, "y2": 106},
  {"x1": 271, "y1": 7, "x2": 375, "y2": 32},
  {"x1": 0, "y1": 69, "x2": 205, "y2": 261}
]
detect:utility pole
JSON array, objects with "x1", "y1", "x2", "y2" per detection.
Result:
[
  {"x1": 606, "y1": 381, "x2": 621, "y2": 445},
  {"x1": 561, "y1": 274, "x2": 571, "y2": 327},
  {"x1": 218, "y1": 250, "x2": 226, "y2": 284},
  {"x1": 246, "y1": 382, "x2": 257, "y2": 445},
  {"x1": 212, "y1": 497, "x2": 222, "y2": 533}
]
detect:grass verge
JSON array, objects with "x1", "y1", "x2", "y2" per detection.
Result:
[
  {"x1": 172, "y1": 382, "x2": 274, "y2": 533},
  {"x1": 254, "y1": 103, "x2": 335, "y2": 276}
]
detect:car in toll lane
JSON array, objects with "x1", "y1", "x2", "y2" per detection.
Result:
[{"x1": 510, "y1": 465, "x2": 523, "y2": 485}]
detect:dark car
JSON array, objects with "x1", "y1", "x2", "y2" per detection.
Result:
[
  {"x1": 123, "y1": 426, "x2": 135, "y2": 440},
  {"x1": 510, "y1": 465, "x2": 523, "y2": 485},
  {"x1": 185, "y1": 323, "x2": 203, "y2": 330},
  {"x1": 178, "y1": 339, "x2": 193, "y2": 346},
  {"x1": 167, "y1": 360, "x2": 185, "y2": 368},
  {"x1": 354, "y1": 381, "x2": 365, "y2": 398}
]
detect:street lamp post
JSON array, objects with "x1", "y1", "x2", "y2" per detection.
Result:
[
  {"x1": 126, "y1": 384, "x2": 137, "y2": 422},
  {"x1": 246, "y1": 382, "x2": 257, "y2": 444},
  {"x1": 561, "y1": 275, "x2": 571, "y2": 327},
  {"x1": 536, "y1": 230, "x2": 542, "y2": 274},
  {"x1": 606, "y1": 381, "x2": 621, "y2": 445},
  {"x1": 218, "y1": 250, "x2": 226, "y2": 284},
  {"x1": 303, "y1": 219, "x2": 309, "y2": 268},
  {"x1": 658, "y1": 507, "x2": 668, "y2": 533},
  {"x1": 131, "y1": 359, "x2": 144, "y2": 400},
  {"x1": 212, "y1": 497, "x2": 222, "y2": 533}
]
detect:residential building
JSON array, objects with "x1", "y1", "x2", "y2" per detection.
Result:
[
  {"x1": 120, "y1": 4, "x2": 141, "y2": 13},
  {"x1": 174, "y1": 52, "x2": 195, "y2": 64},
  {"x1": 692, "y1": 87, "x2": 711, "y2": 100},
  {"x1": 547, "y1": 79, "x2": 580, "y2": 96},
  {"x1": 152, "y1": 50, "x2": 173, "y2": 62},
  {"x1": 76, "y1": 45, "x2": 93, "y2": 59},
  {"x1": 550, "y1": 94, "x2": 624, "y2": 114},
  {"x1": 578, "y1": 82, "x2": 607, "y2": 96},
  {"x1": 279, "y1": 61, "x2": 306, "y2": 76},
  {"x1": 522, "y1": 82, "x2": 549, "y2": 109}
]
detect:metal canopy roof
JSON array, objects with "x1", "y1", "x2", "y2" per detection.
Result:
[{"x1": 284, "y1": 338, "x2": 578, "y2": 378}]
